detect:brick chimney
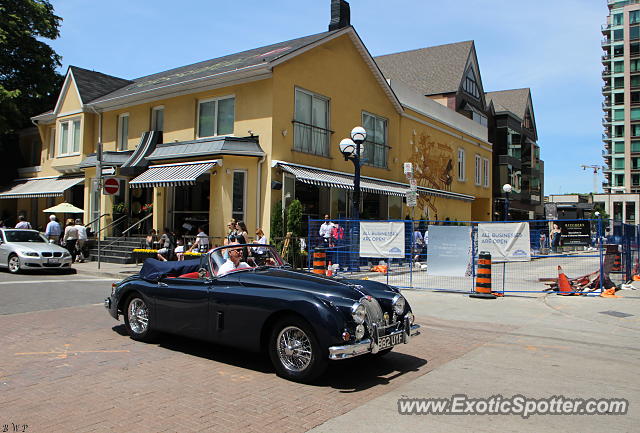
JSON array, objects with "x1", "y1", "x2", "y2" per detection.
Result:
[{"x1": 328, "y1": 0, "x2": 350, "y2": 31}]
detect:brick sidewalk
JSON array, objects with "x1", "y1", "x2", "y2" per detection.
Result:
[{"x1": 0, "y1": 305, "x2": 502, "y2": 432}]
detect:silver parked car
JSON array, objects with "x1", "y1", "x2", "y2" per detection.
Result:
[{"x1": 0, "y1": 229, "x2": 73, "y2": 273}]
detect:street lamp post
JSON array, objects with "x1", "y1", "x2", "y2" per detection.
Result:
[
  {"x1": 502, "y1": 183, "x2": 512, "y2": 221},
  {"x1": 339, "y1": 126, "x2": 367, "y2": 220}
]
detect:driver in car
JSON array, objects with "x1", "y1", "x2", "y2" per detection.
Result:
[{"x1": 217, "y1": 241, "x2": 251, "y2": 276}]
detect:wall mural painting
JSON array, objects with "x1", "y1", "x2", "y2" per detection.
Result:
[{"x1": 408, "y1": 132, "x2": 454, "y2": 220}]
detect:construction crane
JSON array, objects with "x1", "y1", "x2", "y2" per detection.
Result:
[{"x1": 581, "y1": 164, "x2": 605, "y2": 193}]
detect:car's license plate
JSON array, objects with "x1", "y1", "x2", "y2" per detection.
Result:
[
  {"x1": 378, "y1": 331, "x2": 405, "y2": 350},
  {"x1": 48, "y1": 258, "x2": 60, "y2": 264}
]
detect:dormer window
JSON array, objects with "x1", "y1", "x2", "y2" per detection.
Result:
[{"x1": 463, "y1": 68, "x2": 480, "y2": 99}]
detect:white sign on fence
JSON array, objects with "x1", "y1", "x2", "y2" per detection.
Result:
[
  {"x1": 360, "y1": 221, "x2": 405, "y2": 258},
  {"x1": 477, "y1": 222, "x2": 531, "y2": 262},
  {"x1": 426, "y1": 225, "x2": 472, "y2": 277},
  {"x1": 406, "y1": 190, "x2": 417, "y2": 207}
]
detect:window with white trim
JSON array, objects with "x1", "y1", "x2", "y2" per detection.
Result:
[
  {"x1": 457, "y1": 148, "x2": 466, "y2": 181},
  {"x1": 232, "y1": 170, "x2": 246, "y2": 222},
  {"x1": 362, "y1": 111, "x2": 388, "y2": 168},
  {"x1": 482, "y1": 158, "x2": 490, "y2": 188},
  {"x1": 117, "y1": 114, "x2": 129, "y2": 151},
  {"x1": 151, "y1": 106, "x2": 164, "y2": 132},
  {"x1": 197, "y1": 96, "x2": 235, "y2": 138},
  {"x1": 475, "y1": 155, "x2": 482, "y2": 185},
  {"x1": 58, "y1": 118, "x2": 81, "y2": 156},
  {"x1": 48, "y1": 127, "x2": 55, "y2": 159},
  {"x1": 293, "y1": 88, "x2": 330, "y2": 156}
]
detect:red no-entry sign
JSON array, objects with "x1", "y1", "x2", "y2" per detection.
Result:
[{"x1": 103, "y1": 177, "x2": 120, "y2": 195}]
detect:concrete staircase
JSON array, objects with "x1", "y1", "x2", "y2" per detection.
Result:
[{"x1": 88, "y1": 236, "x2": 146, "y2": 264}]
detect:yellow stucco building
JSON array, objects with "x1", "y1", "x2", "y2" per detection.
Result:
[{"x1": 1, "y1": 22, "x2": 492, "y2": 243}]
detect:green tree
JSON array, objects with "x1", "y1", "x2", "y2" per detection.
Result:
[
  {"x1": 285, "y1": 200, "x2": 303, "y2": 267},
  {"x1": 0, "y1": 0, "x2": 63, "y2": 134}
]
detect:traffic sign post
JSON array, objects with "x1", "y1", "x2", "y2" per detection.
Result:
[
  {"x1": 101, "y1": 166, "x2": 116, "y2": 176},
  {"x1": 406, "y1": 190, "x2": 417, "y2": 207},
  {"x1": 103, "y1": 178, "x2": 120, "y2": 195}
]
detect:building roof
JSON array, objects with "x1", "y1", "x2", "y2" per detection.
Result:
[
  {"x1": 374, "y1": 41, "x2": 474, "y2": 96},
  {"x1": 79, "y1": 151, "x2": 134, "y2": 168},
  {"x1": 70, "y1": 66, "x2": 132, "y2": 104},
  {"x1": 485, "y1": 88, "x2": 531, "y2": 120},
  {"x1": 87, "y1": 30, "x2": 342, "y2": 105}
]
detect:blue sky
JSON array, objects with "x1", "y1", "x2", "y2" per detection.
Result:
[{"x1": 49, "y1": 0, "x2": 606, "y2": 195}]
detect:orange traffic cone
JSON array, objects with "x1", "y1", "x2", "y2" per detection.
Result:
[
  {"x1": 326, "y1": 261, "x2": 333, "y2": 277},
  {"x1": 557, "y1": 265, "x2": 573, "y2": 295},
  {"x1": 600, "y1": 288, "x2": 621, "y2": 298}
]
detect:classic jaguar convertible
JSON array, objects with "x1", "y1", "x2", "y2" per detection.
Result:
[{"x1": 105, "y1": 244, "x2": 420, "y2": 382}]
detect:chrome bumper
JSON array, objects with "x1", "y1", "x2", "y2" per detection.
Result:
[{"x1": 328, "y1": 323, "x2": 421, "y2": 360}]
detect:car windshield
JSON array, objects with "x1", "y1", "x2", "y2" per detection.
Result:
[
  {"x1": 209, "y1": 244, "x2": 284, "y2": 277},
  {"x1": 3, "y1": 230, "x2": 48, "y2": 243}
]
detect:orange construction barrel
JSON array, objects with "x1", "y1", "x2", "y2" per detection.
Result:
[
  {"x1": 312, "y1": 248, "x2": 327, "y2": 275},
  {"x1": 470, "y1": 251, "x2": 496, "y2": 299}
]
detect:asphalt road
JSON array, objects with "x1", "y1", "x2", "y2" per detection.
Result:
[{"x1": 0, "y1": 269, "x2": 117, "y2": 314}]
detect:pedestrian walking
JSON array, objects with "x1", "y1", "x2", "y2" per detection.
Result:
[
  {"x1": 45, "y1": 215, "x2": 62, "y2": 243},
  {"x1": 235, "y1": 221, "x2": 249, "y2": 244},
  {"x1": 75, "y1": 218, "x2": 87, "y2": 262},
  {"x1": 15, "y1": 215, "x2": 32, "y2": 229},
  {"x1": 224, "y1": 219, "x2": 238, "y2": 245},
  {"x1": 319, "y1": 215, "x2": 333, "y2": 247},
  {"x1": 63, "y1": 219, "x2": 79, "y2": 263}
]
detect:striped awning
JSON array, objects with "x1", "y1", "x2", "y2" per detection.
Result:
[
  {"x1": 274, "y1": 161, "x2": 474, "y2": 201},
  {"x1": 0, "y1": 176, "x2": 84, "y2": 199},
  {"x1": 129, "y1": 160, "x2": 219, "y2": 188}
]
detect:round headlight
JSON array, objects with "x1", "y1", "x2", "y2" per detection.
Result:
[
  {"x1": 351, "y1": 302, "x2": 366, "y2": 324},
  {"x1": 406, "y1": 312, "x2": 415, "y2": 325},
  {"x1": 355, "y1": 324, "x2": 365, "y2": 340},
  {"x1": 392, "y1": 294, "x2": 406, "y2": 315}
]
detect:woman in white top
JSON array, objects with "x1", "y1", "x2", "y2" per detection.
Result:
[
  {"x1": 252, "y1": 228, "x2": 268, "y2": 256},
  {"x1": 63, "y1": 219, "x2": 79, "y2": 263}
]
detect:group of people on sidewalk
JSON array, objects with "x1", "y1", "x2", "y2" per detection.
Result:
[
  {"x1": 45, "y1": 215, "x2": 88, "y2": 263},
  {"x1": 143, "y1": 219, "x2": 268, "y2": 262}
]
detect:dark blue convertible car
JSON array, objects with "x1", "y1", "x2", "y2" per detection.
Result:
[{"x1": 105, "y1": 244, "x2": 420, "y2": 382}]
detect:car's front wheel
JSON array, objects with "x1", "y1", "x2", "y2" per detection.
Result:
[
  {"x1": 8, "y1": 254, "x2": 21, "y2": 274},
  {"x1": 268, "y1": 316, "x2": 327, "y2": 383},
  {"x1": 123, "y1": 294, "x2": 155, "y2": 342}
]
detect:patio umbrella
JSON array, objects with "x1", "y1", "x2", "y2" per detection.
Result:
[{"x1": 43, "y1": 202, "x2": 85, "y2": 214}]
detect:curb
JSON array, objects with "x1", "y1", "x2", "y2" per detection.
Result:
[{"x1": 74, "y1": 269, "x2": 136, "y2": 280}]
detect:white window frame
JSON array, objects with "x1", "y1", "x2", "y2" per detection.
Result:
[
  {"x1": 361, "y1": 111, "x2": 389, "y2": 168},
  {"x1": 474, "y1": 155, "x2": 482, "y2": 185},
  {"x1": 48, "y1": 127, "x2": 55, "y2": 159},
  {"x1": 232, "y1": 169, "x2": 247, "y2": 223},
  {"x1": 457, "y1": 148, "x2": 466, "y2": 181},
  {"x1": 293, "y1": 87, "x2": 330, "y2": 157},
  {"x1": 196, "y1": 95, "x2": 235, "y2": 139},
  {"x1": 151, "y1": 105, "x2": 164, "y2": 131},
  {"x1": 58, "y1": 117, "x2": 82, "y2": 157},
  {"x1": 482, "y1": 158, "x2": 490, "y2": 188},
  {"x1": 117, "y1": 113, "x2": 129, "y2": 151}
]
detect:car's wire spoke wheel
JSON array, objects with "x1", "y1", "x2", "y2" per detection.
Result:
[
  {"x1": 276, "y1": 326, "x2": 313, "y2": 372},
  {"x1": 8, "y1": 255, "x2": 20, "y2": 273},
  {"x1": 127, "y1": 298, "x2": 149, "y2": 335}
]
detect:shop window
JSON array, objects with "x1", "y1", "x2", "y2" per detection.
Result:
[
  {"x1": 197, "y1": 96, "x2": 235, "y2": 138},
  {"x1": 232, "y1": 170, "x2": 246, "y2": 222},
  {"x1": 293, "y1": 88, "x2": 330, "y2": 156},
  {"x1": 59, "y1": 118, "x2": 81, "y2": 156},
  {"x1": 362, "y1": 111, "x2": 388, "y2": 168},
  {"x1": 117, "y1": 114, "x2": 129, "y2": 151}
]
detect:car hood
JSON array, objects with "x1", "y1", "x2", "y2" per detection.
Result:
[
  {"x1": 235, "y1": 267, "x2": 395, "y2": 303},
  {"x1": 8, "y1": 242, "x2": 67, "y2": 253}
]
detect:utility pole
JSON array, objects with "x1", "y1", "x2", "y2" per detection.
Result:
[{"x1": 580, "y1": 165, "x2": 604, "y2": 194}]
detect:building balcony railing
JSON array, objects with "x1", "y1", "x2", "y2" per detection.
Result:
[
  {"x1": 602, "y1": 23, "x2": 612, "y2": 32},
  {"x1": 602, "y1": 38, "x2": 613, "y2": 47},
  {"x1": 603, "y1": 69, "x2": 613, "y2": 78},
  {"x1": 292, "y1": 120, "x2": 332, "y2": 157},
  {"x1": 602, "y1": 53, "x2": 612, "y2": 61},
  {"x1": 603, "y1": 133, "x2": 613, "y2": 141}
]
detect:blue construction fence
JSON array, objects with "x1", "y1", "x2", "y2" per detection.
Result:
[{"x1": 303, "y1": 218, "x2": 639, "y2": 296}]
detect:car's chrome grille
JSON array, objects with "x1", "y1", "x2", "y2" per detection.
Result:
[
  {"x1": 360, "y1": 296, "x2": 384, "y2": 325},
  {"x1": 41, "y1": 252, "x2": 62, "y2": 257},
  {"x1": 42, "y1": 252, "x2": 52, "y2": 257}
]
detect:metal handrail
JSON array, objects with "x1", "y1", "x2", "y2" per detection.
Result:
[
  {"x1": 98, "y1": 214, "x2": 128, "y2": 235},
  {"x1": 86, "y1": 213, "x2": 109, "y2": 229},
  {"x1": 102, "y1": 213, "x2": 155, "y2": 249}
]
